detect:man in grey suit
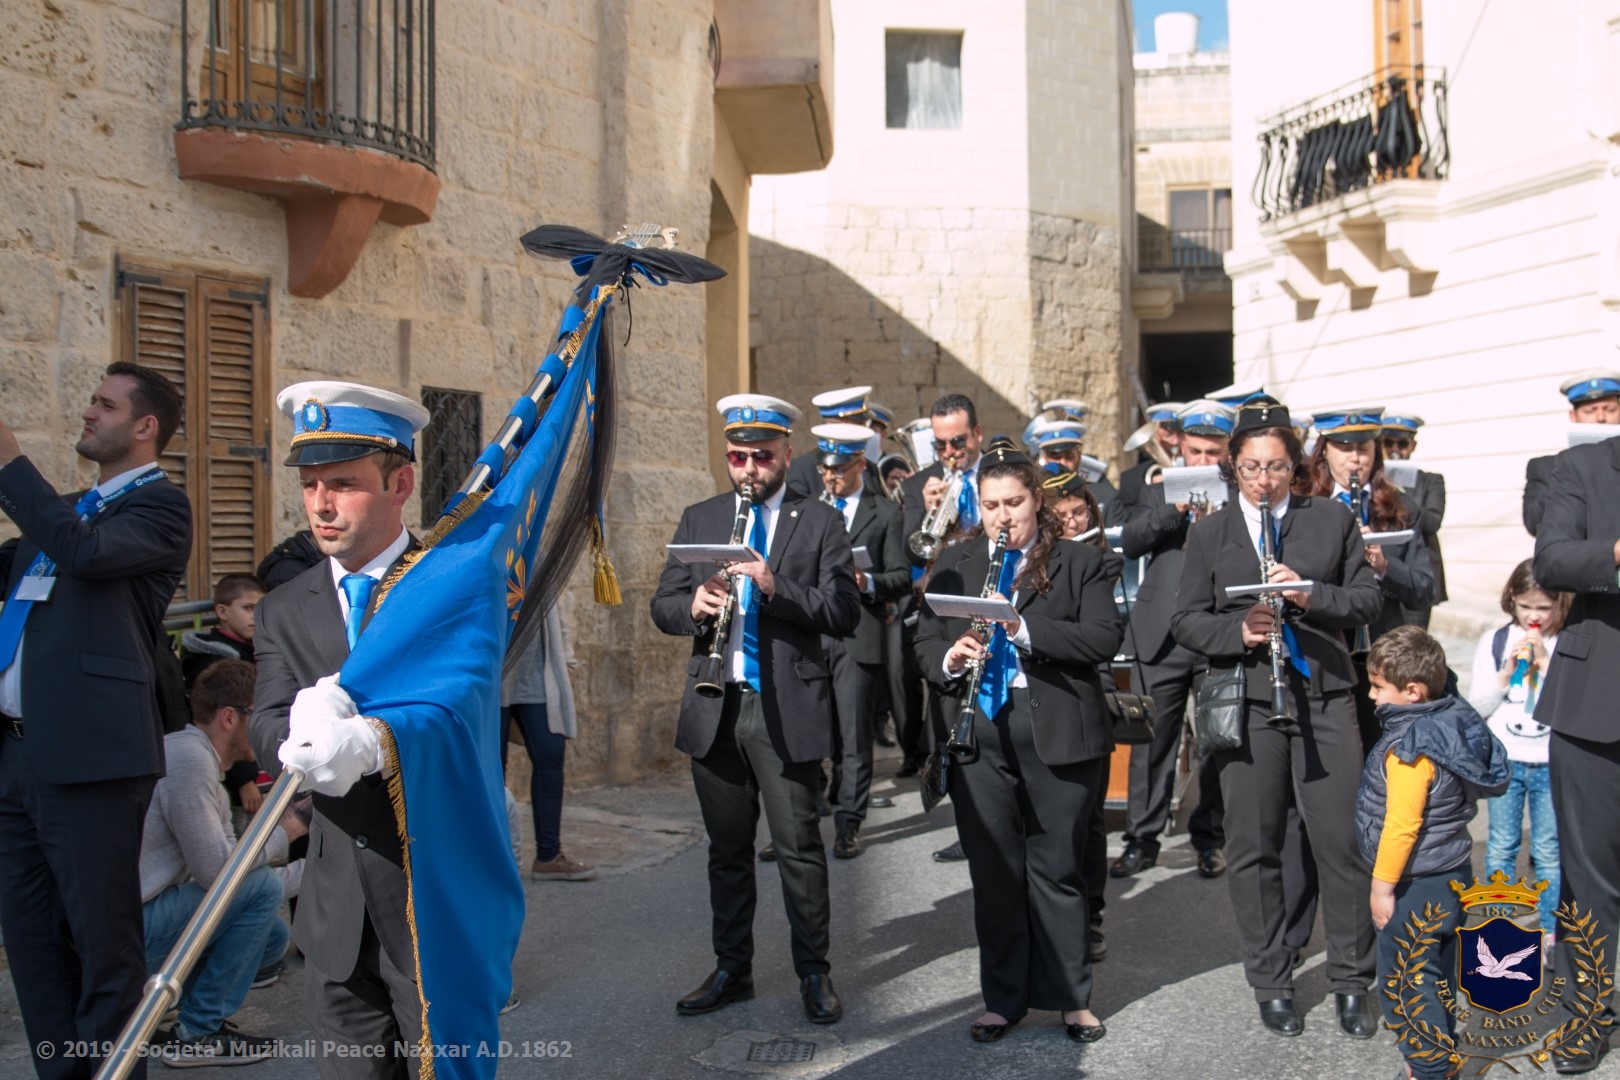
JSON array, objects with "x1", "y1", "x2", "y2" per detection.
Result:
[
  {"x1": 249, "y1": 380, "x2": 430, "y2": 1080},
  {"x1": 808, "y1": 423, "x2": 910, "y2": 859},
  {"x1": 1534, "y1": 430, "x2": 1620, "y2": 1074},
  {"x1": 0, "y1": 363, "x2": 190, "y2": 1080},
  {"x1": 651, "y1": 394, "x2": 860, "y2": 1024}
]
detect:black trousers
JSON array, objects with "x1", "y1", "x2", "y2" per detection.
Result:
[
  {"x1": 1083, "y1": 754, "x2": 1108, "y2": 932},
  {"x1": 0, "y1": 729, "x2": 154, "y2": 1080},
  {"x1": 1214, "y1": 690, "x2": 1374, "y2": 1000},
  {"x1": 953, "y1": 689, "x2": 1102, "y2": 1019},
  {"x1": 1124, "y1": 645, "x2": 1225, "y2": 852},
  {"x1": 894, "y1": 615, "x2": 930, "y2": 765},
  {"x1": 690, "y1": 686, "x2": 832, "y2": 977},
  {"x1": 1551, "y1": 730, "x2": 1620, "y2": 1024},
  {"x1": 825, "y1": 637, "x2": 880, "y2": 828},
  {"x1": 304, "y1": 914, "x2": 424, "y2": 1080}
]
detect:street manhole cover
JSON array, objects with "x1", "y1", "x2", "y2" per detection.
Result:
[
  {"x1": 695, "y1": 1030, "x2": 846, "y2": 1076},
  {"x1": 746, "y1": 1037, "x2": 817, "y2": 1064}
]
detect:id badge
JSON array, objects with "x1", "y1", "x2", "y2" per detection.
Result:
[{"x1": 16, "y1": 576, "x2": 56, "y2": 602}]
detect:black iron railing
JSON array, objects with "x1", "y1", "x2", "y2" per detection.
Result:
[
  {"x1": 178, "y1": 0, "x2": 436, "y2": 171},
  {"x1": 1139, "y1": 226, "x2": 1232, "y2": 271},
  {"x1": 1252, "y1": 68, "x2": 1447, "y2": 221}
]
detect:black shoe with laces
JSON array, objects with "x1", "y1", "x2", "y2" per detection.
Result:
[
  {"x1": 932, "y1": 840, "x2": 966, "y2": 862},
  {"x1": 156, "y1": 1020, "x2": 275, "y2": 1068},
  {"x1": 1109, "y1": 841, "x2": 1158, "y2": 878}
]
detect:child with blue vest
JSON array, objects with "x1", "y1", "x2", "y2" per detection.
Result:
[{"x1": 1360, "y1": 626, "x2": 1510, "y2": 1080}]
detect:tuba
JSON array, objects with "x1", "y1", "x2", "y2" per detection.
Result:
[
  {"x1": 946, "y1": 526, "x2": 1012, "y2": 764},
  {"x1": 693, "y1": 483, "x2": 755, "y2": 698},
  {"x1": 1124, "y1": 417, "x2": 1176, "y2": 483},
  {"x1": 907, "y1": 466, "x2": 962, "y2": 563}
]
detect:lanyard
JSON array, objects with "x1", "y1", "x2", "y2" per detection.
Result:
[{"x1": 85, "y1": 467, "x2": 167, "y2": 519}]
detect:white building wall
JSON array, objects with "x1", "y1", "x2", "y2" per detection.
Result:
[{"x1": 1225, "y1": 0, "x2": 1620, "y2": 630}]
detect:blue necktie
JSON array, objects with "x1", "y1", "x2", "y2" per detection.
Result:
[
  {"x1": 0, "y1": 488, "x2": 101, "y2": 675},
  {"x1": 341, "y1": 574, "x2": 378, "y2": 650},
  {"x1": 739, "y1": 507, "x2": 769, "y2": 691},
  {"x1": 975, "y1": 552, "x2": 1021, "y2": 720},
  {"x1": 1336, "y1": 490, "x2": 1367, "y2": 526},
  {"x1": 1259, "y1": 518, "x2": 1311, "y2": 679},
  {"x1": 957, "y1": 476, "x2": 979, "y2": 529},
  {"x1": 834, "y1": 496, "x2": 848, "y2": 514}
]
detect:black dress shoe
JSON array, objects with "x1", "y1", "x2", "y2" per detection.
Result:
[
  {"x1": 1258, "y1": 998, "x2": 1302, "y2": 1036},
  {"x1": 1196, "y1": 848, "x2": 1227, "y2": 878},
  {"x1": 758, "y1": 842, "x2": 777, "y2": 862},
  {"x1": 1335, "y1": 993, "x2": 1376, "y2": 1039},
  {"x1": 1088, "y1": 929, "x2": 1107, "y2": 963},
  {"x1": 800, "y1": 974, "x2": 842, "y2": 1024},
  {"x1": 1555, "y1": 1028, "x2": 1610, "y2": 1074},
  {"x1": 932, "y1": 840, "x2": 966, "y2": 862},
  {"x1": 868, "y1": 795, "x2": 894, "y2": 809},
  {"x1": 1109, "y1": 841, "x2": 1157, "y2": 878},
  {"x1": 895, "y1": 759, "x2": 921, "y2": 778},
  {"x1": 969, "y1": 1018, "x2": 1016, "y2": 1043},
  {"x1": 833, "y1": 824, "x2": 862, "y2": 859},
  {"x1": 1066, "y1": 1021, "x2": 1106, "y2": 1043},
  {"x1": 676, "y1": 970, "x2": 754, "y2": 1016}
]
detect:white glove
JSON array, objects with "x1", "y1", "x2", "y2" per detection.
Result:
[{"x1": 279, "y1": 675, "x2": 383, "y2": 796}]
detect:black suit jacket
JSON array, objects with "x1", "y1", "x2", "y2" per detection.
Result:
[
  {"x1": 1524, "y1": 454, "x2": 1555, "y2": 536},
  {"x1": 249, "y1": 557, "x2": 412, "y2": 982},
  {"x1": 1118, "y1": 483, "x2": 1198, "y2": 664},
  {"x1": 650, "y1": 490, "x2": 861, "y2": 764},
  {"x1": 837, "y1": 492, "x2": 909, "y2": 664},
  {"x1": 785, "y1": 454, "x2": 885, "y2": 501},
  {"x1": 1408, "y1": 469, "x2": 1447, "y2": 606},
  {"x1": 1171, "y1": 496, "x2": 1382, "y2": 700},
  {"x1": 1362, "y1": 492, "x2": 1436, "y2": 641},
  {"x1": 0, "y1": 457, "x2": 190, "y2": 783},
  {"x1": 1117, "y1": 458, "x2": 1154, "y2": 518},
  {"x1": 914, "y1": 536, "x2": 1123, "y2": 766},
  {"x1": 1533, "y1": 439, "x2": 1620, "y2": 741}
]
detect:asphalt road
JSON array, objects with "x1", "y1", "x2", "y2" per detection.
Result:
[{"x1": 3, "y1": 750, "x2": 1610, "y2": 1080}]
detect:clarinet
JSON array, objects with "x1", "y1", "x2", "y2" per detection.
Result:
[
  {"x1": 1348, "y1": 471, "x2": 1372, "y2": 656},
  {"x1": 947, "y1": 526, "x2": 1012, "y2": 764},
  {"x1": 1258, "y1": 497, "x2": 1294, "y2": 724},
  {"x1": 693, "y1": 483, "x2": 756, "y2": 699}
]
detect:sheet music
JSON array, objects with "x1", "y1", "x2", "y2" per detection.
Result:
[
  {"x1": 1383, "y1": 460, "x2": 1419, "y2": 489},
  {"x1": 1161, "y1": 465, "x2": 1226, "y2": 507},
  {"x1": 924, "y1": 594, "x2": 1019, "y2": 621},
  {"x1": 666, "y1": 543, "x2": 764, "y2": 565},
  {"x1": 1225, "y1": 580, "x2": 1316, "y2": 599}
]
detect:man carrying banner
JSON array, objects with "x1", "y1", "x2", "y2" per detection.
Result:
[
  {"x1": 651, "y1": 394, "x2": 861, "y2": 1024},
  {"x1": 249, "y1": 381, "x2": 432, "y2": 1079}
]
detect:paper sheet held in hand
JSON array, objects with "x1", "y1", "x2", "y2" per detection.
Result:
[
  {"x1": 666, "y1": 543, "x2": 764, "y2": 565},
  {"x1": 851, "y1": 546, "x2": 874, "y2": 570},
  {"x1": 1225, "y1": 580, "x2": 1316, "y2": 599},
  {"x1": 1361, "y1": 530, "x2": 1415, "y2": 546},
  {"x1": 924, "y1": 594, "x2": 1019, "y2": 621},
  {"x1": 1161, "y1": 465, "x2": 1225, "y2": 506}
]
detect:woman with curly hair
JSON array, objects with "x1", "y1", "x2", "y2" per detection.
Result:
[{"x1": 914, "y1": 439, "x2": 1123, "y2": 1045}]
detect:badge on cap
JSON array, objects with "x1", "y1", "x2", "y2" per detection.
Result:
[{"x1": 301, "y1": 399, "x2": 330, "y2": 432}]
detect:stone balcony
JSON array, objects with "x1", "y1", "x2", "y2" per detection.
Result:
[{"x1": 712, "y1": 0, "x2": 835, "y2": 174}]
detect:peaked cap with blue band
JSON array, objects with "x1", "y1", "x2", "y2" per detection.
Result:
[
  {"x1": 1030, "y1": 417, "x2": 1088, "y2": 448},
  {"x1": 810, "y1": 385, "x2": 873, "y2": 420},
  {"x1": 1041, "y1": 398, "x2": 1088, "y2": 421},
  {"x1": 1312, "y1": 405, "x2": 1386, "y2": 443},
  {"x1": 1176, "y1": 399, "x2": 1235, "y2": 437},
  {"x1": 1146, "y1": 401, "x2": 1187, "y2": 424},
  {"x1": 812, "y1": 422, "x2": 875, "y2": 466},
  {"x1": 1560, "y1": 370, "x2": 1620, "y2": 405},
  {"x1": 278, "y1": 381, "x2": 432, "y2": 467},
  {"x1": 1381, "y1": 413, "x2": 1425, "y2": 432},
  {"x1": 717, "y1": 394, "x2": 800, "y2": 442},
  {"x1": 867, "y1": 401, "x2": 895, "y2": 428},
  {"x1": 1209, "y1": 379, "x2": 1268, "y2": 407}
]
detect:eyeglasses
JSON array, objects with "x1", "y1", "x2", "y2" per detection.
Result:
[
  {"x1": 725, "y1": 449, "x2": 777, "y2": 467},
  {"x1": 1054, "y1": 505, "x2": 1091, "y2": 523},
  {"x1": 1234, "y1": 462, "x2": 1295, "y2": 478},
  {"x1": 818, "y1": 460, "x2": 859, "y2": 474},
  {"x1": 932, "y1": 435, "x2": 970, "y2": 452}
]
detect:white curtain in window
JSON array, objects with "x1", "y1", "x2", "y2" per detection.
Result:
[{"x1": 886, "y1": 33, "x2": 962, "y2": 130}]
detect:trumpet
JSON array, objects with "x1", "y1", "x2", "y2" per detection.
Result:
[
  {"x1": 693, "y1": 482, "x2": 755, "y2": 698},
  {"x1": 948, "y1": 525, "x2": 1012, "y2": 764},
  {"x1": 1348, "y1": 471, "x2": 1371, "y2": 656},
  {"x1": 1258, "y1": 497, "x2": 1294, "y2": 724},
  {"x1": 908, "y1": 466, "x2": 963, "y2": 562}
]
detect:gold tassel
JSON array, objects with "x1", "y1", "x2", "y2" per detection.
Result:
[{"x1": 592, "y1": 521, "x2": 622, "y2": 606}]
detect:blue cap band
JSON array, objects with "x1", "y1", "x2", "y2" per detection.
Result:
[
  {"x1": 1181, "y1": 411, "x2": 1235, "y2": 435},
  {"x1": 725, "y1": 406, "x2": 794, "y2": 429},
  {"x1": 817, "y1": 438, "x2": 865, "y2": 456},
  {"x1": 1381, "y1": 416, "x2": 1421, "y2": 432},
  {"x1": 1147, "y1": 408, "x2": 1180, "y2": 422},
  {"x1": 1567, "y1": 378, "x2": 1620, "y2": 404},
  {"x1": 1033, "y1": 427, "x2": 1084, "y2": 445},
  {"x1": 1312, "y1": 411, "x2": 1384, "y2": 435},
  {"x1": 817, "y1": 402, "x2": 868, "y2": 418},
  {"x1": 292, "y1": 402, "x2": 414, "y2": 446}
]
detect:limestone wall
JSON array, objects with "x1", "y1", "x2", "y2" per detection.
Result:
[{"x1": 0, "y1": 0, "x2": 727, "y2": 784}]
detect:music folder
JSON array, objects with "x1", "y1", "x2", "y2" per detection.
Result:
[
  {"x1": 665, "y1": 543, "x2": 763, "y2": 565},
  {"x1": 1225, "y1": 581, "x2": 1316, "y2": 599},
  {"x1": 924, "y1": 594, "x2": 1019, "y2": 622},
  {"x1": 851, "y1": 546, "x2": 874, "y2": 570}
]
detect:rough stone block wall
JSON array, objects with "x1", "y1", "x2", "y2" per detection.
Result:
[{"x1": 0, "y1": 0, "x2": 720, "y2": 786}]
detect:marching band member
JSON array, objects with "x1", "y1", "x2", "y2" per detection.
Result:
[
  {"x1": 809, "y1": 423, "x2": 910, "y2": 859},
  {"x1": 1304, "y1": 407, "x2": 1436, "y2": 750},
  {"x1": 1380, "y1": 413, "x2": 1447, "y2": 627},
  {"x1": 1029, "y1": 417, "x2": 1124, "y2": 525},
  {"x1": 1117, "y1": 401, "x2": 1184, "y2": 514},
  {"x1": 1171, "y1": 397, "x2": 1381, "y2": 1040},
  {"x1": 1112, "y1": 400, "x2": 1234, "y2": 881},
  {"x1": 650, "y1": 395, "x2": 860, "y2": 1024},
  {"x1": 786, "y1": 386, "x2": 885, "y2": 499},
  {"x1": 1524, "y1": 370, "x2": 1620, "y2": 536},
  {"x1": 914, "y1": 440, "x2": 1123, "y2": 1043}
]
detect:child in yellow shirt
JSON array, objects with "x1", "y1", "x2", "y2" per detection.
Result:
[{"x1": 1358, "y1": 626, "x2": 1510, "y2": 1080}]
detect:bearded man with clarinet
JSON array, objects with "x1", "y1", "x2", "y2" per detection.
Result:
[{"x1": 651, "y1": 395, "x2": 860, "y2": 1025}]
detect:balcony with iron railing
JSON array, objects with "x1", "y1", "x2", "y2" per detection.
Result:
[
  {"x1": 173, "y1": 1, "x2": 441, "y2": 298},
  {"x1": 1138, "y1": 226, "x2": 1233, "y2": 272}
]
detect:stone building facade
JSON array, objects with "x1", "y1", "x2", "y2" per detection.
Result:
[
  {"x1": 0, "y1": 0, "x2": 833, "y2": 783},
  {"x1": 748, "y1": 0, "x2": 1139, "y2": 465}
]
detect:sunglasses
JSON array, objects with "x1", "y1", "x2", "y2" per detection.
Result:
[
  {"x1": 818, "y1": 459, "x2": 860, "y2": 474},
  {"x1": 931, "y1": 435, "x2": 970, "y2": 452},
  {"x1": 1381, "y1": 437, "x2": 1413, "y2": 449},
  {"x1": 726, "y1": 449, "x2": 777, "y2": 467}
]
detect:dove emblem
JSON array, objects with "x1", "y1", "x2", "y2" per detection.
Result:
[{"x1": 1471, "y1": 936, "x2": 1538, "y2": 981}]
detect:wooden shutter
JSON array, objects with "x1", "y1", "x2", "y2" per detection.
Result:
[{"x1": 116, "y1": 264, "x2": 272, "y2": 601}]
